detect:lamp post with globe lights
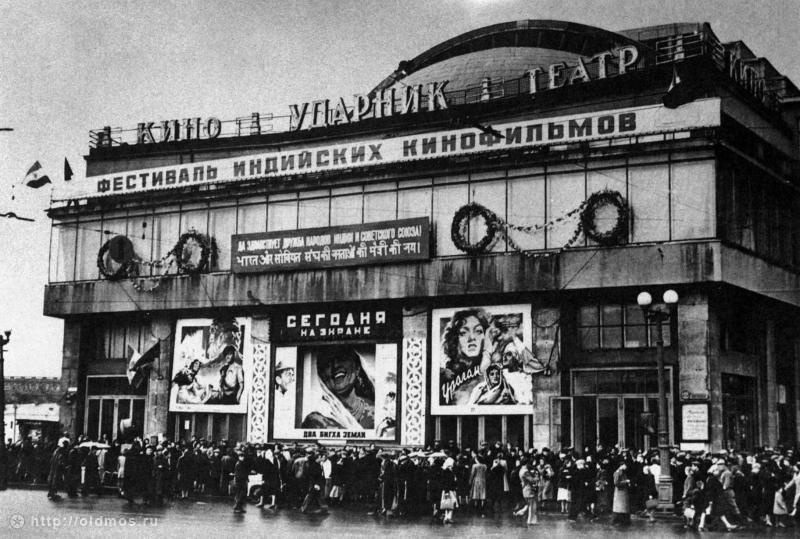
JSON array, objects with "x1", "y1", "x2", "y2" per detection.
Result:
[{"x1": 637, "y1": 289, "x2": 678, "y2": 508}]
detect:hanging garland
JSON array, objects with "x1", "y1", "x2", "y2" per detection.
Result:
[
  {"x1": 450, "y1": 202, "x2": 500, "y2": 255},
  {"x1": 451, "y1": 190, "x2": 629, "y2": 255},
  {"x1": 97, "y1": 228, "x2": 213, "y2": 287},
  {"x1": 579, "y1": 190, "x2": 629, "y2": 247},
  {"x1": 97, "y1": 235, "x2": 137, "y2": 281},
  {"x1": 171, "y1": 229, "x2": 211, "y2": 275}
]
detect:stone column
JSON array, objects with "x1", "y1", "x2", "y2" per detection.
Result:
[
  {"x1": 144, "y1": 318, "x2": 173, "y2": 440},
  {"x1": 677, "y1": 292, "x2": 715, "y2": 450},
  {"x1": 765, "y1": 320, "x2": 778, "y2": 447},
  {"x1": 59, "y1": 320, "x2": 82, "y2": 439}
]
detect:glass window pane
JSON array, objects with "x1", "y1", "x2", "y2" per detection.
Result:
[
  {"x1": 237, "y1": 198, "x2": 266, "y2": 234},
  {"x1": 625, "y1": 305, "x2": 645, "y2": 325},
  {"x1": 624, "y1": 325, "x2": 646, "y2": 348},
  {"x1": 331, "y1": 194, "x2": 363, "y2": 226},
  {"x1": 109, "y1": 324, "x2": 126, "y2": 359},
  {"x1": 268, "y1": 199, "x2": 298, "y2": 231},
  {"x1": 86, "y1": 400, "x2": 100, "y2": 439},
  {"x1": 209, "y1": 206, "x2": 236, "y2": 270},
  {"x1": 507, "y1": 176, "x2": 545, "y2": 250},
  {"x1": 100, "y1": 399, "x2": 114, "y2": 441},
  {"x1": 662, "y1": 322, "x2": 671, "y2": 347},
  {"x1": 75, "y1": 219, "x2": 102, "y2": 280},
  {"x1": 152, "y1": 209, "x2": 180, "y2": 264},
  {"x1": 579, "y1": 327, "x2": 598, "y2": 350},
  {"x1": 547, "y1": 172, "x2": 585, "y2": 248},
  {"x1": 433, "y1": 184, "x2": 468, "y2": 256},
  {"x1": 181, "y1": 207, "x2": 208, "y2": 235},
  {"x1": 621, "y1": 371, "x2": 642, "y2": 393},
  {"x1": 573, "y1": 372, "x2": 596, "y2": 394},
  {"x1": 579, "y1": 306, "x2": 598, "y2": 326},
  {"x1": 601, "y1": 327, "x2": 622, "y2": 348},
  {"x1": 127, "y1": 214, "x2": 152, "y2": 276},
  {"x1": 125, "y1": 322, "x2": 141, "y2": 353},
  {"x1": 672, "y1": 161, "x2": 715, "y2": 239},
  {"x1": 364, "y1": 191, "x2": 396, "y2": 223},
  {"x1": 298, "y1": 197, "x2": 329, "y2": 229},
  {"x1": 470, "y1": 180, "x2": 506, "y2": 252},
  {"x1": 630, "y1": 165, "x2": 669, "y2": 242},
  {"x1": 597, "y1": 371, "x2": 619, "y2": 393},
  {"x1": 587, "y1": 168, "x2": 628, "y2": 246},
  {"x1": 602, "y1": 305, "x2": 622, "y2": 325},
  {"x1": 398, "y1": 187, "x2": 432, "y2": 220}
]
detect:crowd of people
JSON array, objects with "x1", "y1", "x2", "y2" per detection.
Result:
[{"x1": 9, "y1": 434, "x2": 800, "y2": 530}]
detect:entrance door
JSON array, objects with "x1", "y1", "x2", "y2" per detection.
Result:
[
  {"x1": 598, "y1": 397, "x2": 620, "y2": 448},
  {"x1": 624, "y1": 397, "x2": 646, "y2": 451},
  {"x1": 574, "y1": 396, "x2": 597, "y2": 451}
]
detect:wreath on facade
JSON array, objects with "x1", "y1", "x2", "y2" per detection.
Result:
[
  {"x1": 451, "y1": 189, "x2": 629, "y2": 254},
  {"x1": 97, "y1": 235, "x2": 138, "y2": 281},
  {"x1": 171, "y1": 229, "x2": 211, "y2": 275},
  {"x1": 450, "y1": 202, "x2": 500, "y2": 255},
  {"x1": 579, "y1": 190, "x2": 629, "y2": 247}
]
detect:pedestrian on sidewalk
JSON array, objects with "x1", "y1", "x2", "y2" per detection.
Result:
[
  {"x1": 520, "y1": 458, "x2": 540, "y2": 526},
  {"x1": 440, "y1": 457, "x2": 458, "y2": 524},
  {"x1": 612, "y1": 461, "x2": 631, "y2": 526},
  {"x1": 232, "y1": 449, "x2": 249, "y2": 513},
  {"x1": 46, "y1": 438, "x2": 69, "y2": 501}
]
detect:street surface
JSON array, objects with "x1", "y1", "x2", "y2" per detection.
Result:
[{"x1": 0, "y1": 488, "x2": 790, "y2": 538}]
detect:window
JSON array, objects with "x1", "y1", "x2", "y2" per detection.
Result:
[
  {"x1": 629, "y1": 165, "x2": 669, "y2": 242},
  {"x1": 237, "y1": 197, "x2": 267, "y2": 234},
  {"x1": 298, "y1": 196, "x2": 329, "y2": 229},
  {"x1": 331, "y1": 194, "x2": 363, "y2": 225},
  {"x1": 208, "y1": 205, "x2": 236, "y2": 270},
  {"x1": 579, "y1": 302, "x2": 671, "y2": 350}
]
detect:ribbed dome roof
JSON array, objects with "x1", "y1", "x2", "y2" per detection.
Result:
[{"x1": 373, "y1": 20, "x2": 646, "y2": 95}]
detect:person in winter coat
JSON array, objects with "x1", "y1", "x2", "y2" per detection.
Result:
[
  {"x1": 641, "y1": 466, "x2": 659, "y2": 523},
  {"x1": 301, "y1": 452, "x2": 327, "y2": 514},
  {"x1": 378, "y1": 452, "x2": 397, "y2": 516},
  {"x1": 177, "y1": 448, "x2": 195, "y2": 499},
  {"x1": 440, "y1": 458, "x2": 458, "y2": 524},
  {"x1": 232, "y1": 450, "x2": 249, "y2": 514},
  {"x1": 486, "y1": 457, "x2": 505, "y2": 515},
  {"x1": 47, "y1": 439, "x2": 68, "y2": 501},
  {"x1": 520, "y1": 459, "x2": 540, "y2": 526},
  {"x1": 469, "y1": 455, "x2": 488, "y2": 516},
  {"x1": 568, "y1": 459, "x2": 592, "y2": 521},
  {"x1": 612, "y1": 462, "x2": 631, "y2": 525}
]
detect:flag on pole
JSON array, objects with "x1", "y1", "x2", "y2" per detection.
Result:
[
  {"x1": 24, "y1": 161, "x2": 51, "y2": 188},
  {"x1": 126, "y1": 341, "x2": 161, "y2": 389},
  {"x1": 64, "y1": 158, "x2": 73, "y2": 181}
]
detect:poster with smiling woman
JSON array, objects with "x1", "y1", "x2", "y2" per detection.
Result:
[
  {"x1": 271, "y1": 343, "x2": 398, "y2": 441},
  {"x1": 431, "y1": 304, "x2": 538, "y2": 415}
]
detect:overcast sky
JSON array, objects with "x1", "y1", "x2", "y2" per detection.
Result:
[{"x1": 1, "y1": 0, "x2": 797, "y2": 377}]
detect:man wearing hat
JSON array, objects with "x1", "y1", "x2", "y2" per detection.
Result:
[{"x1": 232, "y1": 449, "x2": 249, "y2": 513}]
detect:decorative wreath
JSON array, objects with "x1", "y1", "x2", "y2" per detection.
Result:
[
  {"x1": 451, "y1": 202, "x2": 499, "y2": 255},
  {"x1": 579, "y1": 190, "x2": 629, "y2": 247},
  {"x1": 97, "y1": 235, "x2": 137, "y2": 281},
  {"x1": 171, "y1": 230, "x2": 211, "y2": 275}
]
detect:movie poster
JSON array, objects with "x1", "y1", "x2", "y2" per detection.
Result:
[
  {"x1": 272, "y1": 343, "x2": 398, "y2": 441},
  {"x1": 169, "y1": 317, "x2": 252, "y2": 414},
  {"x1": 431, "y1": 304, "x2": 558, "y2": 415}
]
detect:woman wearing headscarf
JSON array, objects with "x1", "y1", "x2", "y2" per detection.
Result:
[
  {"x1": 440, "y1": 457, "x2": 459, "y2": 524},
  {"x1": 468, "y1": 364, "x2": 517, "y2": 405},
  {"x1": 469, "y1": 454, "x2": 488, "y2": 516},
  {"x1": 520, "y1": 458, "x2": 541, "y2": 526},
  {"x1": 301, "y1": 347, "x2": 376, "y2": 431}
]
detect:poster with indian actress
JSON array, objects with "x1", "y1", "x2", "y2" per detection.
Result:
[
  {"x1": 271, "y1": 343, "x2": 398, "y2": 441},
  {"x1": 169, "y1": 317, "x2": 253, "y2": 414},
  {"x1": 431, "y1": 304, "x2": 557, "y2": 415}
]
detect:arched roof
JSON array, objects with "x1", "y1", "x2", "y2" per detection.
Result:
[{"x1": 372, "y1": 19, "x2": 647, "y2": 94}]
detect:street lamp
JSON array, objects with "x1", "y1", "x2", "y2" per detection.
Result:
[
  {"x1": 637, "y1": 290, "x2": 678, "y2": 508},
  {"x1": 0, "y1": 329, "x2": 10, "y2": 491}
]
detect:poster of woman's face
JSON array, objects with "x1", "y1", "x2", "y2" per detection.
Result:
[
  {"x1": 272, "y1": 343, "x2": 398, "y2": 441},
  {"x1": 169, "y1": 317, "x2": 252, "y2": 414},
  {"x1": 432, "y1": 304, "x2": 551, "y2": 415}
]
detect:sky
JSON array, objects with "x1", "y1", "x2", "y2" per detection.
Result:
[{"x1": 0, "y1": 0, "x2": 798, "y2": 377}]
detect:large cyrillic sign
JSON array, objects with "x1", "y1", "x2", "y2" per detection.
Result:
[{"x1": 59, "y1": 99, "x2": 720, "y2": 200}]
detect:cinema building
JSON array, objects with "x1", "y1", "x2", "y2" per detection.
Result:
[{"x1": 45, "y1": 20, "x2": 800, "y2": 453}]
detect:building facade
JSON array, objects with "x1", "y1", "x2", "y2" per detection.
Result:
[{"x1": 45, "y1": 20, "x2": 800, "y2": 452}]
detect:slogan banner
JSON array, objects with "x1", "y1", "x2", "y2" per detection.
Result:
[
  {"x1": 57, "y1": 99, "x2": 721, "y2": 200},
  {"x1": 272, "y1": 343, "x2": 398, "y2": 442},
  {"x1": 273, "y1": 304, "x2": 401, "y2": 343},
  {"x1": 232, "y1": 217, "x2": 429, "y2": 273},
  {"x1": 169, "y1": 317, "x2": 253, "y2": 414},
  {"x1": 431, "y1": 304, "x2": 560, "y2": 416}
]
